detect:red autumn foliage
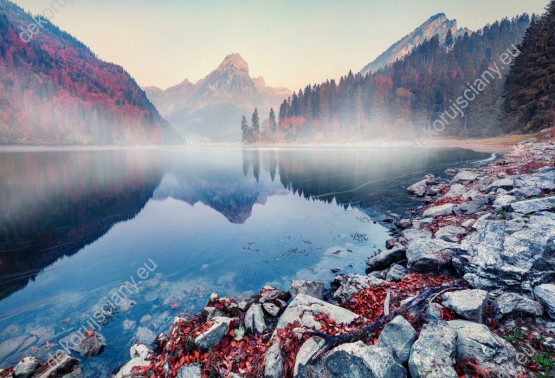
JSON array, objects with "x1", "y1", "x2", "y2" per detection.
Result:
[{"x1": 345, "y1": 274, "x2": 456, "y2": 324}]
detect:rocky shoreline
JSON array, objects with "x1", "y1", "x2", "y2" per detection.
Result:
[{"x1": 3, "y1": 140, "x2": 554, "y2": 378}]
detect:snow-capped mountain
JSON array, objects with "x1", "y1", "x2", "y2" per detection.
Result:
[
  {"x1": 145, "y1": 54, "x2": 290, "y2": 143},
  {"x1": 361, "y1": 13, "x2": 471, "y2": 75}
]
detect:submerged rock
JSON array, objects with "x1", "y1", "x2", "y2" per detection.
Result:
[
  {"x1": 492, "y1": 292, "x2": 544, "y2": 320},
  {"x1": 409, "y1": 322, "x2": 458, "y2": 378},
  {"x1": 78, "y1": 332, "x2": 105, "y2": 357},
  {"x1": 442, "y1": 289, "x2": 488, "y2": 323}
]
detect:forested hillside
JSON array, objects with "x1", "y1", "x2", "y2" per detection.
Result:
[
  {"x1": 0, "y1": 0, "x2": 175, "y2": 145},
  {"x1": 505, "y1": 0, "x2": 555, "y2": 133},
  {"x1": 275, "y1": 15, "x2": 531, "y2": 141}
]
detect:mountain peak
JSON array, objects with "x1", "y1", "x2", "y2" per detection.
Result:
[
  {"x1": 429, "y1": 13, "x2": 447, "y2": 21},
  {"x1": 217, "y1": 53, "x2": 249, "y2": 74}
]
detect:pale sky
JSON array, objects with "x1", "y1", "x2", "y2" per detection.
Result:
[{"x1": 12, "y1": 0, "x2": 549, "y2": 91}]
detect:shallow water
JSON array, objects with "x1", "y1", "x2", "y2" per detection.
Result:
[{"x1": 0, "y1": 146, "x2": 490, "y2": 374}]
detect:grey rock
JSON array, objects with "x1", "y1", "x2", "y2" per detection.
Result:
[
  {"x1": 397, "y1": 219, "x2": 413, "y2": 229},
  {"x1": 386, "y1": 264, "x2": 408, "y2": 282},
  {"x1": 13, "y1": 357, "x2": 39, "y2": 378},
  {"x1": 237, "y1": 298, "x2": 255, "y2": 312},
  {"x1": 325, "y1": 342, "x2": 406, "y2": 378},
  {"x1": 493, "y1": 194, "x2": 517, "y2": 208},
  {"x1": 36, "y1": 353, "x2": 79, "y2": 378},
  {"x1": 447, "y1": 320, "x2": 524, "y2": 377},
  {"x1": 407, "y1": 179, "x2": 429, "y2": 197},
  {"x1": 445, "y1": 184, "x2": 467, "y2": 197},
  {"x1": 277, "y1": 294, "x2": 358, "y2": 331},
  {"x1": 461, "y1": 219, "x2": 476, "y2": 228},
  {"x1": 423, "y1": 204, "x2": 454, "y2": 218},
  {"x1": 114, "y1": 357, "x2": 151, "y2": 378},
  {"x1": 260, "y1": 286, "x2": 291, "y2": 304},
  {"x1": 264, "y1": 341, "x2": 284, "y2": 378},
  {"x1": 412, "y1": 218, "x2": 433, "y2": 229},
  {"x1": 294, "y1": 337, "x2": 326, "y2": 378},
  {"x1": 78, "y1": 332, "x2": 105, "y2": 357},
  {"x1": 513, "y1": 168, "x2": 555, "y2": 198},
  {"x1": 442, "y1": 289, "x2": 488, "y2": 323},
  {"x1": 406, "y1": 238, "x2": 457, "y2": 273},
  {"x1": 425, "y1": 303, "x2": 446, "y2": 323},
  {"x1": 534, "y1": 284, "x2": 555, "y2": 319},
  {"x1": 453, "y1": 170, "x2": 480, "y2": 183},
  {"x1": 245, "y1": 304, "x2": 266, "y2": 333},
  {"x1": 454, "y1": 212, "x2": 555, "y2": 291},
  {"x1": 492, "y1": 292, "x2": 544, "y2": 320},
  {"x1": 331, "y1": 274, "x2": 383, "y2": 301},
  {"x1": 377, "y1": 315, "x2": 417, "y2": 364},
  {"x1": 486, "y1": 178, "x2": 514, "y2": 191},
  {"x1": 510, "y1": 197, "x2": 555, "y2": 215},
  {"x1": 194, "y1": 317, "x2": 232, "y2": 349},
  {"x1": 435, "y1": 225, "x2": 466, "y2": 243},
  {"x1": 262, "y1": 303, "x2": 281, "y2": 317},
  {"x1": 204, "y1": 306, "x2": 223, "y2": 321},
  {"x1": 177, "y1": 363, "x2": 202, "y2": 378},
  {"x1": 291, "y1": 280, "x2": 325, "y2": 300},
  {"x1": 130, "y1": 343, "x2": 150, "y2": 359},
  {"x1": 366, "y1": 247, "x2": 406, "y2": 272},
  {"x1": 408, "y1": 322, "x2": 458, "y2": 378},
  {"x1": 402, "y1": 228, "x2": 432, "y2": 241}
]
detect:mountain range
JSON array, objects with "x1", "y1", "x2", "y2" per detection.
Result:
[
  {"x1": 144, "y1": 54, "x2": 290, "y2": 143},
  {"x1": 0, "y1": 0, "x2": 177, "y2": 145},
  {"x1": 361, "y1": 13, "x2": 471, "y2": 75}
]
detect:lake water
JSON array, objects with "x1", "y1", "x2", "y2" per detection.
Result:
[{"x1": 0, "y1": 146, "x2": 491, "y2": 374}]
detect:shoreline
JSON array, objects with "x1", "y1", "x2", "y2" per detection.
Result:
[{"x1": 2, "y1": 138, "x2": 554, "y2": 378}]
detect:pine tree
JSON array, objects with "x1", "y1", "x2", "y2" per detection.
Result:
[
  {"x1": 241, "y1": 115, "x2": 251, "y2": 144},
  {"x1": 251, "y1": 108, "x2": 260, "y2": 137},
  {"x1": 269, "y1": 108, "x2": 277, "y2": 135},
  {"x1": 445, "y1": 29, "x2": 454, "y2": 48}
]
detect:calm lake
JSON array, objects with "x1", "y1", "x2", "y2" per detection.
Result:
[{"x1": 0, "y1": 146, "x2": 492, "y2": 374}]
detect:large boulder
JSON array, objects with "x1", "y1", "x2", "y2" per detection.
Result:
[
  {"x1": 534, "y1": 284, "x2": 555, "y2": 319},
  {"x1": 377, "y1": 315, "x2": 417, "y2": 364},
  {"x1": 277, "y1": 294, "x2": 359, "y2": 331},
  {"x1": 512, "y1": 168, "x2": 555, "y2": 199},
  {"x1": 510, "y1": 197, "x2": 555, "y2": 215},
  {"x1": 409, "y1": 322, "x2": 458, "y2": 378},
  {"x1": 194, "y1": 317, "x2": 233, "y2": 349},
  {"x1": 294, "y1": 337, "x2": 326, "y2": 378},
  {"x1": 447, "y1": 320, "x2": 525, "y2": 377},
  {"x1": 492, "y1": 292, "x2": 544, "y2": 320},
  {"x1": 441, "y1": 289, "x2": 488, "y2": 323},
  {"x1": 325, "y1": 342, "x2": 406, "y2": 378},
  {"x1": 245, "y1": 304, "x2": 266, "y2": 334},
  {"x1": 366, "y1": 247, "x2": 406, "y2": 272},
  {"x1": 114, "y1": 357, "x2": 150, "y2": 378},
  {"x1": 407, "y1": 179, "x2": 429, "y2": 197},
  {"x1": 291, "y1": 280, "x2": 325, "y2": 300},
  {"x1": 264, "y1": 341, "x2": 284, "y2": 378},
  {"x1": 386, "y1": 264, "x2": 408, "y2": 282},
  {"x1": 423, "y1": 204, "x2": 454, "y2": 218},
  {"x1": 454, "y1": 212, "x2": 555, "y2": 292},
  {"x1": 406, "y1": 238, "x2": 458, "y2": 273},
  {"x1": 36, "y1": 353, "x2": 79, "y2": 378}
]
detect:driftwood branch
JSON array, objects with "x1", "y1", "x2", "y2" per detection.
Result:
[{"x1": 306, "y1": 283, "x2": 465, "y2": 364}]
